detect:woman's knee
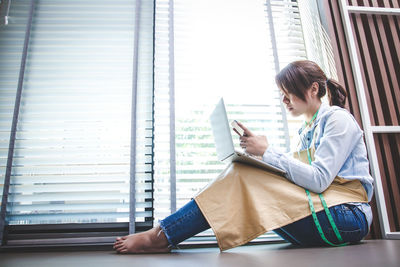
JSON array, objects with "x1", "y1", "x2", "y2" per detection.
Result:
[{"x1": 327, "y1": 204, "x2": 369, "y2": 243}]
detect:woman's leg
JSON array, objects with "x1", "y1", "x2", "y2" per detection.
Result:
[
  {"x1": 273, "y1": 204, "x2": 369, "y2": 246},
  {"x1": 113, "y1": 199, "x2": 210, "y2": 253},
  {"x1": 159, "y1": 199, "x2": 210, "y2": 246},
  {"x1": 273, "y1": 228, "x2": 300, "y2": 245}
]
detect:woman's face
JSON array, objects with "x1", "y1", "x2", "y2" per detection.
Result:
[{"x1": 280, "y1": 90, "x2": 309, "y2": 117}]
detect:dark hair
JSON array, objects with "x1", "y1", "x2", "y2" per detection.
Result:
[{"x1": 275, "y1": 60, "x2": 347, "y2": 108}]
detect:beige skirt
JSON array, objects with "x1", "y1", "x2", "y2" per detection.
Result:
[{"x1": 194, "y1": 162, "x2": 368, "y2": 251}]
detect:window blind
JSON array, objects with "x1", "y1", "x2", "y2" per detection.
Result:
[
  {"x1": 7, "y1": 0, "x2": 136, "y2": 225},
  {"x1": 153, "y1": 0, "x2": 173, "y2": 220},
  {"x1": 0, "y1": 0, "x2": 30, "y2": 222},
  {"x1": 0, "y1": 0, "x2": 339, "y2": 248},
  {"x1": 152, "y1": 0, "x2": 302, "y2": 245},
  {"x1": 266, "y1": 0, "x2": 308, "y2": 151},
  {"x1": 0, "y1": 0, "x2": 155, "y2": 245},
  {"x1": 154, "y1": 0, "x2": 306, "y2": 216},
  {"x1": 153, "y1": 0, "x2": 337, "y2": 243},
  {"x1": 297, "y1": 0, "x2": 338, "y2": 80},
  {"x1": 132, "y1": 0, "x2": 156, "y2": 231}
]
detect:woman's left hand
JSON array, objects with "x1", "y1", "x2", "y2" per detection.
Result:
[{"x1": 237, "y1": 121, "x2": 269, "y2": 157}]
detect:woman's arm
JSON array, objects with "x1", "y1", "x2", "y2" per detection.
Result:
[{"x1": 262, "y1": 110, "x2": 362, "y2": 193}]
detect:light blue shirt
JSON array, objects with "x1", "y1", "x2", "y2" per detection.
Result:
[{"x1": 262, "y1": 103, "x2": 374, "y2": 227}]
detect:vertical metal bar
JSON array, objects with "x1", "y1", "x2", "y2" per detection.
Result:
[
  {"x1": 150, "y1": 0, "x2": 156, "y2": 228},
  {"x1": 0, "y1": 0, "x2": 35, "y2": 245},
  {"x1": 129, "y1": 0, "x2": 141, "y2": 235},
  {"x1": 338, "y1": 0, "x2": 391, "y2": 238},
  {"x1": 168, "y1": 0, "x2": 176, "y2": 213},
  {"x1": 265, "y1": 0, "x2": 291, "y2": 152}
]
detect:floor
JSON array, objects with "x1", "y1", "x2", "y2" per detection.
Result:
[{"x1": 1, "y1": 240, "x2": 400, "y2": 267}]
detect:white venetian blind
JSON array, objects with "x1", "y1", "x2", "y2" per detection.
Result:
[
  {"x1": 268, "y1": 0, "x2": 307, "y2": 66},
  {"x1": 133, "y1": 0, "x2": 156, "y2": 228},
  {"x1": 5, "y1": 0, "x2": 153, "y2": 226},
  {"x1": 153, "y1": 0, "x2": 337, "y2": 234},
  {"x1": 267, "y1": 0, "x2": 307, "y2": 151},
  {"x1": 153, "y1": 0, "x2": 308, "y2": 219},
  {"x1": 153, "y1": 0, "x2": 172, "y2": 220},
  {"x1": 297, "y1": 0, "x2": 338, "y2": 80},
  {"x1": 0, "y1": 0, "x2": 30, "y2": 211}
]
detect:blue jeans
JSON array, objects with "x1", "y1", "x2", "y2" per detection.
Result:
[
  {"x1": 273, "y1": 203, "x2": 369, "y2": 246},
  {"x1": 159, "y1": 199, "x2": 210, "y2": 246},
  {"x1": 159, "y1": 199, "x2": 369, "y2": 247}
]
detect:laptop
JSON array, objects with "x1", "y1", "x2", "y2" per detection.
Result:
[{"x1": 209, "y1": 98, "x2": 286, "y2": 176}]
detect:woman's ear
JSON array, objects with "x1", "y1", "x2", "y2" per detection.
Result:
[{"x1": 311, "y1": 82, "x2": 319, "y2": 97}]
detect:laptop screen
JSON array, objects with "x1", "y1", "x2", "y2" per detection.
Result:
[{"x1": 209, "y1": 98, "x2": 235, "y2": 161}]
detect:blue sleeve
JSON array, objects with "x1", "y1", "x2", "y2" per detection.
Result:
[{"x1": 262, "y1": 110, "x2": 362, "y2": 193}]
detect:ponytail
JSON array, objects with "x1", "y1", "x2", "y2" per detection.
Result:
[{"x1": 326, "y1": 78, "x2": 347, "y2": 108}]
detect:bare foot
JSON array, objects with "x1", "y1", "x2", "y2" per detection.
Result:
[{"x1": 113, "y1": 226, "x2": 171, "y2": 254}]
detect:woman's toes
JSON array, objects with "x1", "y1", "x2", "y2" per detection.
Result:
[
  {"x1": 113, "y1": 235, "x2": 129, "y2": 248},
  {"x1": 113, "y1": 242, "x2": 125, "y2": 251},
  {"x1": 115, "y1": 244, "x2": 126, "y2": 252},
  {"x1": 114, "y1": 242, "x2": 125, "y2": 250}
]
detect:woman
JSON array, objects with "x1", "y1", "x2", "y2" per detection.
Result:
[{"x1": 113, "y1": 60, "x2": 374, "y2": 253}]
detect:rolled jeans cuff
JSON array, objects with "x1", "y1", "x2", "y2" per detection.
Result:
[{"x1": 159, "y1": 199, "x2": 210, "y2": 247}]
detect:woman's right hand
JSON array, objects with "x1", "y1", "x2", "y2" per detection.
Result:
[{"x1": 237, "y1": 121, "x2": 269, "y2": 157}]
